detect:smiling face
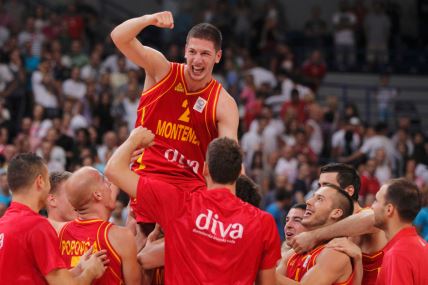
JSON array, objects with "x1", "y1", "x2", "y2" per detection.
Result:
[
  {"x1": 285, "y1": 207, "x2": 306, "y2": 245},
  {"x1": 184, "y1": 37, "x2": 221, "y2": 84},
  {"x1": 302, "y1": 186, "x2": 340, "y2": 229}
]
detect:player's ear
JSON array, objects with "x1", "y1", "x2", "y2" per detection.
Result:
[
  {"x1": 46, "y1": 194, "x2": 56, "y2": 207},
  {"x1": 93, "y1": 191, "x2": 102, "y2": 201},
  {"x1": 331, "y1": 208, "x2": 344, "y2": 220},
  {"x1": 202, "y1": 162, "x2": 209, "y2": 177},
  {"x1": 215, "y1": 49, "x2": 222, "y2": 64}
]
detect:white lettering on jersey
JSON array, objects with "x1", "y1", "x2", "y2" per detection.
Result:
[
  {"x1": 194, "y1": 209, "x2": 244, "y2": 242},
  {"x1": 0, "y1": 233, "x2": 4, "y2": 249},
  {"x1": 164, "y1": 148, "x2": 199, "y2": 174}
]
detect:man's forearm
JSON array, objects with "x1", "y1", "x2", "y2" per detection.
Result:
[
  {"x1": 111, "y1": 15, "x2": 153, "y2": 44},
  {"x1": 105, "y1": 140, "x2": 135, "y2": 187},
  {"x1": 312, "y1": 210, "x2": 375, "y2": 242}
]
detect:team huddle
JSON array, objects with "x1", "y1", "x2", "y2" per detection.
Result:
[{"x1": 0, "y1": 11, "x2": 427, "y2": 285}]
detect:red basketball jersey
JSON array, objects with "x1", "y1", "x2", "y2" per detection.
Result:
[
  {"x1": 132, "y1": 62, "x2": 221, "y2": 186},
  {"x1": 59, "y1": 219, "x2": 123, "y2": 285},
  {"x1": 286, "y1": 244, "x2": 354, "y2": 285},
  {"x1": 362, "y1": 250, "x2": 384, "y2": 285}
]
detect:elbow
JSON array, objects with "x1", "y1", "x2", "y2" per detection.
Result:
[
  {"x1": 104, "y1": 162, "x2": 117, "y2": 185},
  {"x1": 110, "y1": 29, "x2": 120, "y2": 45}
]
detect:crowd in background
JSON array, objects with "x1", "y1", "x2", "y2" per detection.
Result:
[{"x1": 0, "y1": 0, "x2": 427, "y2": 241}]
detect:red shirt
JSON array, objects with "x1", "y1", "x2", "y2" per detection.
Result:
[
  {"x1": 136, "y1": 176, "x2": 281, "y2": 285},
  {"x1": 286, "y1": 244, "x2": 354, "y2": 285},
  {"x1": 360, "y1": 175, "x2": 381, "y2": 197},
  {"x1": 132, "y1": 62, "x2": 221, "y2": 186},
  {"x1": 58, "y1": 219, "x2": 123, "y2": 285},
  {"x1": 0, "y1": 202, "x2": 67, "y2": 284},
  {"x1": 376, "y1": 227, "x2": 428, "y2": 285}
]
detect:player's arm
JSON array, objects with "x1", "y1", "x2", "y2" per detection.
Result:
[
  {"x1": 290, "y1": 209, "x2": 377, "y2": 253},
  {"x1": 276, "y1": 249, "x2": 351, "y2": 285},
  {"x1": 110, "y1": 12, "x2": 172, "y2": 82},
  {"x1": 256, "y1": 268, "x2": 276, "y2": 285},
  {"x1": 108, "y1": 226, "x2": 142, "y2": 285},
  {"x1": 216, "y1": 89, "x2": 239, "y2": 141},
  {"x1": 326, "y1": 238, "x2": 363, "y2": 285},
  {"x1": 138, "y1": 225, "x2": 165, "y2": 269},
  {"x1": 105, "y1": 127, "x2": 155, "y2": 198}
]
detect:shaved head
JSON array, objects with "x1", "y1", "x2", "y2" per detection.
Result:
[{"x1": 65, "y1": 167, "x2": 104, "y2": 210}]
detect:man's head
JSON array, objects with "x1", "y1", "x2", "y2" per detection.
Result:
[
  {"x1": 302, "y1": 184, "x2": 354, "y2": 229},
  {"x1": 204, "y1": 137, "x2": 242, "y2": 185},
  {"x1": 372, "y1": 179, "x2": 421, "y2": 230},
  {"x1": 46, "y1": 171, "x2": 76, "y2": 222},
  {"x1": 285, "y1": 203, "x2": 307, "y2": 246},
  {"x1": 319, "y1": 163, "x2": 360, "y2": 202},
  {"x1": 185, "y1": 23, "x2": 222, "y2": 82},
  {"x1": 7, "y1": 153, "x2": 50, "y2": 207},
  {"x1": 236, "y1": 175, "x2": 261, "y2": 208},
  {"x1": 64, "y1": 167, "x2": 117, "y2": 218}
]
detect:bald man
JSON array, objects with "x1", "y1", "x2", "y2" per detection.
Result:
[{"x1": 58, "y1": 167, "x2": 141, "y2": 285}]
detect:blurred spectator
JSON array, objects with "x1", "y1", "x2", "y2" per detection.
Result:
[
  {"x1": 18, "y1": 17, "x2": 45, "y2": 57},
  {"x1": 62, "y1": 67, "x2": 87, "y2": 101},
  {"x1": 81, "y1": 51, "x2": 101, "y2": 81},
  {"x1": 341, "y1": 122, "x2": 397, "y2": 170},
  {"x1": 332, "y1": 0, "x2": 356, "y2": 70},
  {"x1": 265, "y1": 190, "x2": 292, "y2": 241},
  {"x1": 97, "y1": 131, "x2": 118, "y2": 164},
  {"x1": 64, "y1": 3, "x2": 84, "y2": 40},
  {"x1": 305, "y1": 104, "x2": 324, "y2": 156},
  {"x1": 414, "y1": 190, "x2": 428, "y2": 241},
  {"x1": 359, "y1": 158, "x2": 381, "y2": 206},
  {"x1": 301, "y1": 50, "x2": 327, "y2": 91},
  {"x1": 304, "y1": 6, "x2": 328, "y2": 49},
  {"x1": 331, "y1": 117, "x2": 361, "y2": 158},
  {"x1": 241, "y1": 116, "x2": 267, "y2": 170},
  {"x1": 31, "y1": 60, "x2": 60, "y2": 115},
  {"x1": 4, "y1": 0, "x2": 25, "y2": 32},
  {"x1": 0, "y1": 172, "x2": 10, "y2": 217},
  {"x1": 364, "y1": 2, "x2": 391, "y2": 65},
  {"x1": 375, "y1": 74, "x2": 397, "y2": 123},
  {"x1": 68, "y1": 40, "x2": 89, "y2": 68},
  {"x1": 374, "y1": 148, "x2": 392, "y2": 184},
  {"x1": 292, "y1": 163, "x2": 313, "y2": 203},
  {"x1": 275, "y1": 145, "x2": 298, "y2": 184},
  {"x1": 280, "y1": 88, "x2": 307, "y2": 124}
]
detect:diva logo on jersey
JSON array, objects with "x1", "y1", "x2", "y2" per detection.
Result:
[
  {"x1": 0, "y1": 233, "x2": 4, "y2": 249},
  {"x1": 164, "y1": 148, "x2": 199, "y2": 174},
  {"x1": 194, "y1": 209, "x2": 244, "y2": 241},
  {"x1": 193, "y1": 97, "x2": 207, "y2": 113}
]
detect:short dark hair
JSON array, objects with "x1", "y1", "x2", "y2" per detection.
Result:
[
  {"x1": 7, "y1": 153, "x2": 46, "y2": 192},
  {"x1": 236, "y1": 175, "x2": 261, "y2": 208},
  {"x1": 49, "y1": 171, "x2": 72, "y2": 194},
  {"x1": 320, "y1": 163, "x2": 360, "y2": 201},
  {"x1": 291, "y1": 203, "x2": 307, "y2": 211},
  {"x1": 186, "y1": 23, "x2": 222, "y2": 51},
  {"x1": 322, "y1": 183, "x2": 354, "y2": 219},
  {"x1": 385, "y1": 178, "x2": 421, "y2": 222},
  {"x1": 207, "y1": 137, "x2": 242, "y2": 184}
]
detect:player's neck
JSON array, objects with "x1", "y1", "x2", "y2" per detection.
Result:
[
  {"x1": 207, "y1": 182, "x2": 236, "y2": 195},
  {"x1": 385, "y1": 220, "x2": 413, "y2": 241},
  {"x1": 76, "y1": 206, "x2": 110, "y2": 222},
  {"x1": 12, "y1": 194, "x2": 43, "y2": 213}
]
